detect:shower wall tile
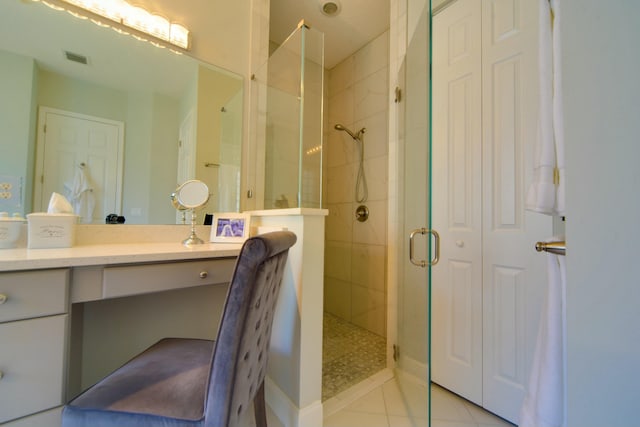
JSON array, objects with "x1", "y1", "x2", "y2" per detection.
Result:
[
  {"x1": 351, "y1": 284, "x2": 386, "y2": 337},
  {"x1": 352, "y1": 243, "x2": 386, "y2": 293},
  {"x1": 325, "y1": 276, "x2": 352, "y2": 320},
  {"x1": 357, "y1": 110, "x2": 389, "y2": 160},
  {"x1": 353, "y1": 200, "x2": 387, "y2": 246},
  {"x1": 324, "y1": 27, "x2": 390, "y2": 333},
  {"x1": 354, "y1": 67, "x2": 389, "y2": 122},
  {"x1": 328, "y1": 87, "x2": 355, "y2": 132},
  {"x1": 326, "y1": 202, "x2": 354, "y2": 243},
  {"x1": 354, "y1": 31, "x2": 390, "y2": 82},
  {"x1": 363, "y1": 155, "x2": 389, "y2": 201},
  {"x1": 327, "y1": 164, "x2": 355, "y2": 204},
  {"x1": 325, "y1": 240, "x2": 353, "y2": 282},
  {"x1": 327, "y1": 128, "x2": 357, "y2": 168},
  {"x1": 329, "y1": 56, "x2": 354, "y2": 98}
]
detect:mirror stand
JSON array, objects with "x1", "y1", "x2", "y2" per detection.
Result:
[
  {"x1": 182, "y1": 208, "x2": 204, "y2": 246},
  {"x1": 171, "y1": 180, "x2": 210, "y2": 246}
]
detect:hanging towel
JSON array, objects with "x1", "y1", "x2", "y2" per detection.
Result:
[
  {"x1": 65, "y1": 164, "x2": 95, "y2": 223},
  {"x1": 519, "y1": 237, "x2": 567, "y2": 427},
  {"x1": 550, "y1": 0, "x2": 565, "y2": 216},
  {"x1": 526, "y1": 0, "x2": 565, "y2": 216}
]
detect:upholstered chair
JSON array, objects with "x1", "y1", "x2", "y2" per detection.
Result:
[{"x1": 61, "y1": 231, "x2": 297, "y2": 427}]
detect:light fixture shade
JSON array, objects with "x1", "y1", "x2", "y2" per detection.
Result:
[
  {"x1": 170, "y1": 24, "x2": 190, "y2": 49},
  {"x1": 53, "y1": 0, "x2": 190, "y2": 50}
]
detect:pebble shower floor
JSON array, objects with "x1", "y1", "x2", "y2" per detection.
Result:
[{"x1": 322, "y1": 312, "x2": 386, "y2": 400}]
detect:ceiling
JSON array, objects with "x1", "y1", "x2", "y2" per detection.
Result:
[{"x1": 270, "y1": 0, "x2": 390, "y2": 69}]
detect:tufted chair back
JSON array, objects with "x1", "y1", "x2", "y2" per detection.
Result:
[{"x1": 204, "y1": 230, "x2": 296, "y2": 427}]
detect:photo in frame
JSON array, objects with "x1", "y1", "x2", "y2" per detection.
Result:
[{"x1": 210, "y1": 212, "x2": 251, "y2": 243}]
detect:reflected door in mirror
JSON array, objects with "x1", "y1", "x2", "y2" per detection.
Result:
[{"x1": 35, "y1": 107, "x2": 124, "y2": 223}]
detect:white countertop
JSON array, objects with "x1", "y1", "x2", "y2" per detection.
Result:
[
  {"x1": 0, "y1": 209, "x2": 327, "y2": 272},
  {"x1": 0, "y1": 242, "x2": 242, "y2": 272}
]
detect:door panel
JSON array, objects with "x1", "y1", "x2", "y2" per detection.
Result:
[
  {"x1": 432, "y1": 0, "x2": 551, "y2": 423},
  {"x1": 396, "y1": 2, "x2": 431, "y2": 382},
  {"x1": 36, "y1": 108, "x2": 124, "y2": 223},
  {"x1": 432, "y1": 0, "x2": 483, "y2": 405},
  {"x1": 481, "y1": 0, "x2": 550, "y2": 421}
]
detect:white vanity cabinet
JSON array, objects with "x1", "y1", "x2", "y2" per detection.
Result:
[
  {"x1": 0, "y1": 242, "x2": 241, "y2": 426},
  {"x1": 0, "y1": 269, "x2": 69, "y2": 425}
]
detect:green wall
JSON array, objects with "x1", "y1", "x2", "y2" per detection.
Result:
[{"x1": 0, "y1": 50, "x2": 37, "y2": 214}]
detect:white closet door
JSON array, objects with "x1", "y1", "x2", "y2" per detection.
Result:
[
  {"x1": 432, "y1": 0, "x2": 483, "y2": 405},
  {"x1": 433, "y1": 0, "x2": 552, "y2": 423},
  {"x1": 481, "y1": 0, "x2": 551, "y2": 422}
]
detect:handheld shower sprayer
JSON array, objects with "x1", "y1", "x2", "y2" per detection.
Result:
[
  {"x1": 334, "y1": 124, "x2": 366, "y2": 141},
  {"x1": 334, "y1": 123, "x2": 368, "y2": 203}
]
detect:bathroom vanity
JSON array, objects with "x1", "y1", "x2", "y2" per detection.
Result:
[
  {"x1": 0, "y1": 209, "x2": 327, "y2": 427},
  {"x1": 0, "y1": 239, "x2": 240, "y2": 425}
]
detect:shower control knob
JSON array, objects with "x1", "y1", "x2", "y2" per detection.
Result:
[
  {"x1": 355, "y1": 205, "x2": 369, "y2": 222},
  {"x1": 455, "y1": 240, "x2": 465, "y2": 248}
]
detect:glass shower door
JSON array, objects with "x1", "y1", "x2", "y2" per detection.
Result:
[{"x1": 394, "y1": 1, "x2": 433, "y2": 424}]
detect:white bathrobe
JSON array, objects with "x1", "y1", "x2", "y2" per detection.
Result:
[{"x1": 66, "y1": 166, "x2": 95, "y2": 223}]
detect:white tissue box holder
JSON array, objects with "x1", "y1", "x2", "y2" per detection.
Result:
[{"x1": 27, "y1": 213, "x2": 78, "y2": 249}]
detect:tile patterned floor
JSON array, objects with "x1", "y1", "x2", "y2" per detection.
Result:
[
  {"x1": 324, "y1": 376, "x2": 515, "y2": 427},
  {"x1": 322, "y1": 312, "x2": 387, "y2": 400}
]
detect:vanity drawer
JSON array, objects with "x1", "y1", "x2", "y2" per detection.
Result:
[
  {"x1": 0, "y1": 269, "x2": 69, "y2": 323},
  {"x1": 0, "y1": 315, "x2": 67, "y2": 424},
  {"x1": 102, "y1": 258, "x2": 236, "y2": 298},
  {"x1": 2, "y1": 406, "x2": 62, "y2": 427}
]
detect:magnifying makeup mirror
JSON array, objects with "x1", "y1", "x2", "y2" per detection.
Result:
[{"x1": 171, "y1": 180, "x2": 210, "y2": 245}]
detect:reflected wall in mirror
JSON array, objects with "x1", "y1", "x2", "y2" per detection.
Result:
[{"x1": 0, "y1": 0, "x2": 243, "y2": 224}]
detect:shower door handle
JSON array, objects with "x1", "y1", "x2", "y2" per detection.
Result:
[{"x1": 409, "y1": 228, "x2": 440, "y2": 267}]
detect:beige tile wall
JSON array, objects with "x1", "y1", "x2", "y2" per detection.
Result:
[{"x1": 324, "y1": 32, "x2": 390, "y2": 337}]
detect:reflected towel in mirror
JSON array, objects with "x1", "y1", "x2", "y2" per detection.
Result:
[{"x1": 65, "y1": 165, "x2": 95, "y2": 223}]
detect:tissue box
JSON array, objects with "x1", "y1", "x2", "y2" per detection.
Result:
[{"x1": 27, "y1": 213, "x2": 78, "y2": 249}]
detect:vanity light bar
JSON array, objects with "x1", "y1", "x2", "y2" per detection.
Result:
[{"x1": 34, "y1": 0, "x2": 191, "y2": 51}]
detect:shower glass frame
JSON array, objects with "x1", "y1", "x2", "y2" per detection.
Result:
[{"x1": 254, "y1": 21, "x2": 325, "y2": 209}]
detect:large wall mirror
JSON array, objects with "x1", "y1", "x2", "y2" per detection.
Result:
[{"x1": 0, "y1": 0, "x2": 243, "y2": 224}]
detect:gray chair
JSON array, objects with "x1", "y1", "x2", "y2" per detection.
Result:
[{"x1": 62, "y1": 231, "x2": 297, "y2": 427}]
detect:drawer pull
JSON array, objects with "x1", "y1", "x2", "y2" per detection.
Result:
[
  {"x1": 199, "y1": 271, "x2": 208, "y2": 279},
  {"x1": 0, "y1": 294, "x2": 7, "y2": 304},
  {"x1": 0, "y1": 370, "x2": 3, "y2": 380}
]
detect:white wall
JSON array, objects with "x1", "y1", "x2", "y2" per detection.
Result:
[{"x1": 563, "y1": 1, "x2": 640, "y2": 425}]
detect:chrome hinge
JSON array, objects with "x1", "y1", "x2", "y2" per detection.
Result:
[{"x1": 393, "y1": 344, "x2": 400, "y2": 362}]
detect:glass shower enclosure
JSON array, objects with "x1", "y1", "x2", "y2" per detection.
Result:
[{"x1": 253, "y1": 21, "x2": 324, "y2": 209}]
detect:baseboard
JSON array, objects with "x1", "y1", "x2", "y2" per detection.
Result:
[
  {"x1": 265, "y1": 377, "x2": 323, "y2": 427},
  {"x1": 322, "y1": 368, "x2": 395, "y2": 417},
  {"x1": 397, "y1": 354, "x2": 429, "y2": 386}
]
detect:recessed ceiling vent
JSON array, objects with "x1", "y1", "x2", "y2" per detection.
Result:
[
  {"x1": 320, "y1": 0, "x2": 341, "y2": 16},
  {"x1": 64, "y1": 51, "x2": 89, "y2": 65}
]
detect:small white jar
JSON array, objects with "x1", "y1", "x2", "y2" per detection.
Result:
[{"x1": 0, "y1": 213, "x2": 26, "y2": 249}]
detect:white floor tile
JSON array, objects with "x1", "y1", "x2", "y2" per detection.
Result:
[
  {"x1": 324, "y1": 378, "x2": 514, "y2": 427},
  {"x1": 344, "y1": 387, "x2": 388, "y2": 415},
  {"x1": 382, "y1": 377, "x2": 429, "y2": 419},
  {"x1": 388, "y1": 415, "x2": 429, "y2": 427},
  {"x1": 324, "y1": 410, "x2": 390, "y2": 427},
  {"x1": 462, "y1": 400, "x2": 513, "y2": 427}
]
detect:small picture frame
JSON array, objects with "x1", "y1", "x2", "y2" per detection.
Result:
[{"x1": 210, "y1": 212, "x2": 251, "y2": 243}]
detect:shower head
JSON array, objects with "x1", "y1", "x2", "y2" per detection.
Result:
[{"x1": 334, "y1": 123, "x2": 366, "y2": 141}]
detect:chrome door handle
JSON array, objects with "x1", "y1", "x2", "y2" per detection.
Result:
[{"x1": 409, "y1": 228, "x2": 440, "y2": 267}]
